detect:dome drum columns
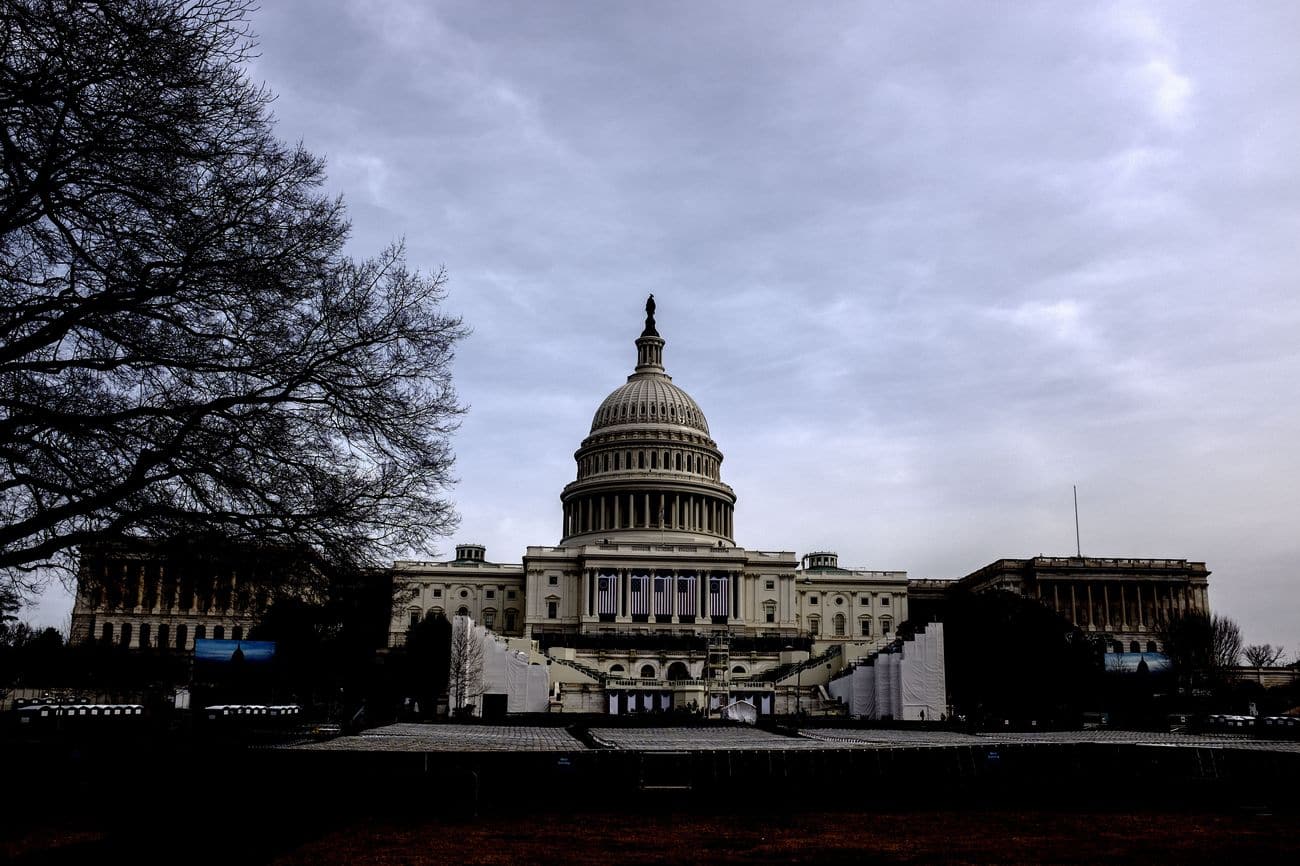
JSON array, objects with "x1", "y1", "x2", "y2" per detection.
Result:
[{"x1": 562, "y1": 489, "x2": 734, "y2": 542}]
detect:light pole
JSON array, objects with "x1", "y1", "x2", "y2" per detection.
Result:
[{"x1": 785, "y1": 643, "x2": 801, "y2": 716}]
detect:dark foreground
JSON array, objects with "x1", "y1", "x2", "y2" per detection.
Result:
[
  {"x1": 6, "y1": 807, "x2": 1298, "y2": 865},
  {"x1": 5, "y1": 721, "x2": 1300, "y2": 864}
]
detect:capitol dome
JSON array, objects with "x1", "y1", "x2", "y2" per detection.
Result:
[
  {"x1": 559, "y1": 296, "x2": 736, "y2": 546},
  {"x1": 590, "y1": 375, "x2": 710, "y2": 435}
]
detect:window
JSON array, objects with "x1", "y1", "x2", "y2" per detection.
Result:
[
  {"x1": 176, "y1": 624, "x2": 187, "y2": 650},
  {"x1": 120, "y1": 623, "x2": 132, "y2": 647},
  {"x1": 232, "y1": 626, "x2": 243, "y2": 641},
  {"x1": 881, "y1": 596, "x2": 890, "y2": 607},
  {"x1": 860, "y1": 596, "x2": 869, "y2": 605},
  {"x1": 547, "y1": 601, "x2": 558, "y2": 619},
  {"x1": 195, "y1": 625, "x2": 206, "y2": 641},
  {"x1": 102, "y1": 622, "x2": 113, "y2": 643},
  {"x1": 139, "y1": 623, "x2": 151, "y2": 648},
  {"x1": 860, "y1": 618, "x2": 871, "y2": 637},
  {"x1": 1147, "y1": 641, "x2": 1158, "y2": 652},
  {"x1": 507, "y1": 590, "x2": 516, "y2": 600},
  {"x1": 732, "y1": 665, "x2": 747, "y2": 675},
  {"x1": 505, "y1": 609, "x2": 517, "y2": 632},
  {"x1": 834, "y1": 614, "x2": 846, "y2": 636},
  {"x1": 548, "y1": 575, "x2": 559, "y2": 586},
  {"x1": 213, "y1": 625, "x2": 225, "y2": 640},
  {"x1": 765, "y1": 607, "x2": 776, "y2": 623},
  {"x1": 433, "y1": 588, "x2": 442, "y2": 598},
  {"x1": 609, "y1": 664, "x2": 625, "y2": 675},
  {"x1": 158, "y1": 624, "x2": 169, "y2": 650},
  {"x1": 640, "y1": 664, "x2": 656, "y2": 678},
  {"x1": 809, "y1": 595, "x2": 819, "y2": 604},
  {"x1": 460, "y1": 589, "x2": 469, "y2": 598},
  {"x1": 835, "y1": 596, "x2": 844, "y2": 606},
  {"x1": 409, "y1": 610, "x2": 420, "y2": 629},
  {"x1": 485, "y1": 590, "x2": 495, "y2": 599},
  {"x1": 808, "y1": 616, "x2": 820, "y2": 636},
  {"x1": 881, "y1": 618, "x2": 892, "y2": 635},
  {"x1": 483, "y1": 609, "x2": 496, "y2": 629},
  {"x1": 456, "y1": 606, "x2": 469, "y2": 617},
  {"x1": 765, "y1": 580, "x2": 775, "y2": 591}
]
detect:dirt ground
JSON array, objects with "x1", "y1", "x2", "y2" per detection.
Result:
[{"x1": 6, "y1": 808, "x2": 1298, "y2": 865}]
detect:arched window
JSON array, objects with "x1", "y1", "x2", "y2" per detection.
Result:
[
  {"x1": 675, "y1": 453, "x2": 682, "y2": 471},
  {"x1": 139, "y1": 623, "x2": 151, "y2": 648},
  {"x1": 808, "y1": 616, "x2": 820, "y2": 636},
  {"x1": 1130, "y1": 640, "x2": 1140, "y2": 653},
  {"x1": 609, "y1": 664, "x2": 625, "y2": 675},
  {"x1": 666, "y1": 661, "x2": 690, "y2": 681},
  {"x1": 1112, "y1": 640, "x2": 1123, "y2": 653},
  {"x1": 175, "y1": 624, "x2": 187, "y2": 650},
  {"x1": 834, "y1": 614, "x2": 846, "y2": 636},
  {"x1": 195, "y1": 625, "x2": 206, "y2": 641},
  {"x1": 639, "y1": 451, "x2": 645, "y2": 469},
  {"x1": 880, "y1": 617, "x2": 892, "y2": 635},
  {"x1": 860, "y1": 617, "x2": 872, "y2": 637},
  {"x1": 409, "y1": 608, "x2": 421, "y2": 629},
  {"x1": 120, "y1": 622, "x2": 132, "y2": 648},
  {"x1": 731, "y1": 665, "x2": 747, "y2": 675},
  {"x1": 158, "y1": 624, "x2": 169, "y2": 651},
  {"x1": 101, "y1": 622, "x2": 113, "y2": 643},
  {"x1": 213, "y1": 625, "x2": 225, "y2": 640},
  {"x1": 1147, "y1": 640, "x2": 1158, "y2": 653},
  {"x1": 640, "y1": 664, "x2": 655, "y2": 679},
  {"x1": 651, "y1": 451, "x2": 658, "y2": 469},
  {"x1": 457, "y1": 606, "x2": 469, "y2": 617},
  {"x1": 232, "y1": 626, "x2": 243, "y2": 641}
]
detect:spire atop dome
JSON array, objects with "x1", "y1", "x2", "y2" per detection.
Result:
[{"x1": 634, "y1": 294, "x2": 666, "y2": 373}]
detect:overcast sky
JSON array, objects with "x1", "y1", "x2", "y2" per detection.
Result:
[{"x1": 27, "y1": 1, "x2": 1300, "y2": 651}]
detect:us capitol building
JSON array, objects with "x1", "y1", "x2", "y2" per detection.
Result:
[{"x1": 389, "y1": 297, "x2": 912, "y2": 713}]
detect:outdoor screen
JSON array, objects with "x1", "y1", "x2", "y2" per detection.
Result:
[{"x1": 193, "y1": 639, "x2": 276, "y2": 665}]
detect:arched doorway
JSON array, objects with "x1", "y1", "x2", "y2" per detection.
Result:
[{"x1": 666, "y1": 661, "x2": 690, "y2": 681}]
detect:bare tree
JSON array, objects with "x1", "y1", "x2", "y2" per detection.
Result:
[
  {"x1": 448, "y1": 617, "x2": 484, "y2": 716},
  {"x1": 1, "y1": 1, "x2": 467, "y2": 601},
  {"x1": 1158, "y1": 611, "x2": 1243, "y2": 679},
  {"x1": 1243, "y1": 643, "x2": 1286, "y2": 668}
]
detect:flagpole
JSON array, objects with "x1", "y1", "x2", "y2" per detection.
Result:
[{"x1": 1073, "y1": 485, "x2": 1082, "y2": 558}]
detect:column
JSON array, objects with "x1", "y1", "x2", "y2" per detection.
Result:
[
  {"x1": 585, "y1": 569, "x2": 592, "y2": 617},
  {"x1": 613, "y1": 495, "x2": 620, "y2": 529},
  {"x1": 1103, "y1": 584, "x2": 1111, "y2": 630},
  {"x1": 1119, "y1": 583, "x2": 1127, "y2": 629},
  {"x1": 731, "y1": 571, "x2": 739, "y2": 619},
  {"x1": 1069, "y1": 583, "x2": 1077, "y2": 624},
  {"x1": 1135, "y1": 582, "x2": 1143, "y2": 627}
]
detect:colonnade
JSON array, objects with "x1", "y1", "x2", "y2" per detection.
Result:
[
  {"x1": 563, "y1": 491, "x2": 733, "y2": 539},
  {"x1": 1040, "y1": 580, "x2": 1209, "y2": 630},
  {"x1": 85, "y1": 560, "x2": 261, "y2": 617}
]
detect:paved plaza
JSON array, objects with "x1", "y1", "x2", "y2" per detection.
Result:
[{"x1": 286, "y1": 723, "x2": 1300, "y2": 754}]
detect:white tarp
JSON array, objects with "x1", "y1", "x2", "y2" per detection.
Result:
[
  {"x1": 453, "y1": 615, "x2": 552, "y2": 717},
  {"x1": 838, "y1": 624, "x2": 947, "y2": 721}
]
